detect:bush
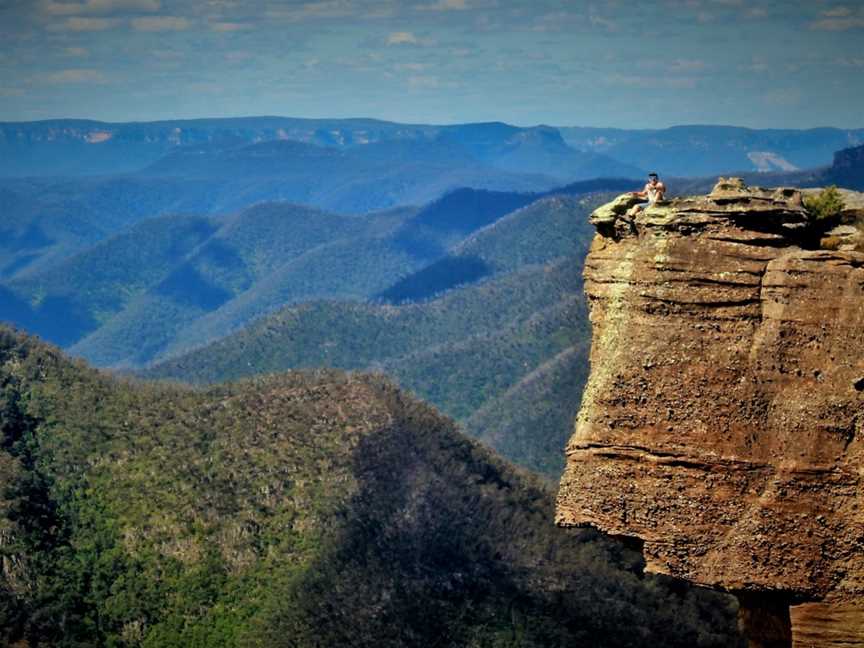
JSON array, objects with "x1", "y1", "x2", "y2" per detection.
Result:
[{"x1": 804, "y1": 186, "x2": 845, "y2": 220}]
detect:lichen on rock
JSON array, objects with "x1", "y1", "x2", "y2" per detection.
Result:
[{"x1": 557, "y1": 178, "x2": 864, "y2": 647}]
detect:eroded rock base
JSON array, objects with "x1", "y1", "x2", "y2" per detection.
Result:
[
  {"x1": 791, "y1": 602, "x2": 864, "y2": 647},
  {"x1": 737, "y1": 593, "x2": 792, "y2": 648}
]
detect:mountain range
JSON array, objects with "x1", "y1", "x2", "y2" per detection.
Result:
[
  {"x1": 0, "y1": 167, "x2": 633, "y2": 479},
  {"x1": 560, "y1": 124, "x2": 864, "y2": 176},
  {"x1": 2, "y1": 130, "x2": 863, "y2": 478},
  {"x1": 5, "y1": 117, "x2": 861, "y2": 180}
]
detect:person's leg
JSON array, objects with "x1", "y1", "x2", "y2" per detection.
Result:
[{"x1": 627, "y1": 201, "x2": 649, "y2": 217}]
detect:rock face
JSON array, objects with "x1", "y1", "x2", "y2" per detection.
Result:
[{"x1": 557, "y1": 180, "x2": 864, "y2": 647}]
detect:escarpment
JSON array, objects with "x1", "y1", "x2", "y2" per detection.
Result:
[{"x1": 556, "y1": 179, "x2": 864, "y2": 647}]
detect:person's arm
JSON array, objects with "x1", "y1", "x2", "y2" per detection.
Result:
[
  {"x1": 656, "y1": 182, "x2": 667, "y2": 200},
  {"x1": 631, "y1": 183, "x2": 650, "y2": 197}
]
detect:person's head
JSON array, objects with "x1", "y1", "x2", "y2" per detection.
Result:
[{"x1": 648, "y1": 172, "x2": 659, "y2": 184}]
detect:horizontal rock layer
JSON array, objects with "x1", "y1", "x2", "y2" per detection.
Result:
[{"x1": 556, "y1": 183, "x2": 864, "y2": 646}]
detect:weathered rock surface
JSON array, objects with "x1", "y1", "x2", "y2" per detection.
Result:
[{"x1": 557, "y1": 180, "x2": 864, "y2": 646}]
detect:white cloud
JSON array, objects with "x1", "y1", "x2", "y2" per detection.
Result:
[
  {"x1": 418, "y1": 0, "x2": 470, "y2": 11},
  {"x1": 44, "y1": 68, "x2": 106, "y2": 83},
  {"x1": 740, "y1": 59, "x2": 769, "y2": 73},
  {"x1": 836, "y1": 57, "x2": 864, "y2": 67},
  {"x1": 449, "y1": 47, "x2": 473, "y2": 58},
  {"x1": 407, "y1": 75, "x2": 440, "y2": 88},
  {"x1": 607, "y1": 74, "x2": 700, "y2": 89},
  {"x1": 589, "y1": 14, "x2": 619, "y2": 31},
  {"x1": 131, "y1": 15, "x2": 190, "y2": 31},
  {"x1": 152, "y1": 48, "x2": 185, "y2": 60},
  {"x1": 224, "y1": 50, "x2": 252, "y2": 61},
  {"x1": 387, "y1": 30, "x2": 417, "y2": 44},
  {"x1": 810, "y1": 15, "x2": 864, "y2": 30},
  {"x1": 386, "y1": 31, "x2": 435, "y2": 46},
  {"x1": 822, "y1": 6, "x2": 853, "y2": 17},
  {"x1": 265, "y1": 1, "x2": 359, "y2": 22},
  {"x1": 763, "y1": 87, "x2": 802, "y2": 107},
  {"x1": 529, "y1": 11, "x2": 573, "y2": 33},
  {"x1": 210, "y1": 21, "x2": 252, "y2": 31},
  {"x1": 670, "y1": 58, "x2": 706, "y2": 72},
  {"x1": 41, "y1": 0, "x2": 160, "y2": 15},
  {"x1": 47, "y1": 16, "x2": 115, "y2": 30},
  {"x1": 63, "y1": 46, "x2": 90, "y2": 57},
  {"x1": 394, "y1": 62, "x2": 431, "y2": 71}
]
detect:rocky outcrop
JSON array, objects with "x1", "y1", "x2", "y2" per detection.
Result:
[{"x1": 557, "y1": 180, "x2": 864, "y2": 646}]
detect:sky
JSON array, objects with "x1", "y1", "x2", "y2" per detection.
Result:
[{"x1": 0, "y1": 0, "x2": 863, "y2": 128}]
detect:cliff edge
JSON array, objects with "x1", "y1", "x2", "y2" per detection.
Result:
[{"x1": 556, "y1": 179, "x2": 864, "y2": 647}]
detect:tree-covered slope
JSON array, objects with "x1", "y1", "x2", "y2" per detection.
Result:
[
  {"x1": 0, "y1": 203, "x2": 417, "y2": 365},
  {"x1": 62, "y1": 191, "x2": 606, "y2": 368},
  {"x1": 464, "y1": 345, "x2": 591, "y2": 477},
  {"x1": 140, "y1": 256, "x2": 588, "y2": 478},
  {"x1": 3, "y1": 214, "x2": 219, "y2": 345},
  {"x1": 377, "y1": 194, "x2": 598, "y2": 303},
  {"x1": 0, "y1": 175, "x2": 226, "y2": 279},
  {"x1": 138, "y1": 195, "x2": 610, "y2": 477},
  {"x1": 0, "y1": 143, "x2": 551, "y2": 282},
  {"x1": 0, "y1": 326, "x2": 742, "y2": 647},
  {"x1": 141, "y1": 258, "x2": 581, "y2": 381}
]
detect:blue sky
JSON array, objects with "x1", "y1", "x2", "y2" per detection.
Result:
[{"x1": 1, "y1": 0, "x2": 863, "y2": 128}]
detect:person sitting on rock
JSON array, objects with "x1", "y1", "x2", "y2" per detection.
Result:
[{"x1": 628, "y1": 172, "x2": 666, "y2": 216}]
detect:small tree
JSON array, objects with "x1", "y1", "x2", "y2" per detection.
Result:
[{"x1": 804, "y1": 186, "x2": 845, "y2": 220}]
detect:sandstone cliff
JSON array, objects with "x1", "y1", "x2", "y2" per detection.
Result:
[{"x1": 557, "y1": 180, "x2": 864, "y2": 647}]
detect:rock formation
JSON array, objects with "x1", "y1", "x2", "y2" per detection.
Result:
[{"x1": 557, "y1": 179, "x2": 864, "y2": 647}]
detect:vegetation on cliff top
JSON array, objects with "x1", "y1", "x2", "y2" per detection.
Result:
[{"x1": 804, "y1": 185, "x2": 845, "y2": 220}]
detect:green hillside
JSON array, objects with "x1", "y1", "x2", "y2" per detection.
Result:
[
  {"x1": 142, "y1": 258, "x2": 580, "y2": 381},
  {"x1": 1, "y1": 183, "x2": 628, "y2": 373},
  {"x1": 15, "y1": 204, "x2": 414, "y2": 366},
  {"x1": 0, "y1": 326, "x2": 741, "y2": 647},
  {"x1": 138, "y1": 195, "x2": 608, "y2": 477},
  {"x1": 4, "y1": 215, "x2": 219, "y2": 345},
  {"x1": 140, "y1": 256, "x2": 586, "y2": 477},
  {"x1": 67, "y1": 193, "x2": 599, "y2": 368},
  {"x1": 465, "y1": 346, "x2": 591, "y2": 477},
  {"x1": 0, "y1": 144, "x2": 553, "y2": 281}
]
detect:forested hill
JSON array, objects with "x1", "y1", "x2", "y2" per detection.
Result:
[
  {"x1": 0, "y1": 326, "x2": 742, "y2": 647},
  {"x1": 139, "y1": 194, "x2": 601, "y2": 478}
]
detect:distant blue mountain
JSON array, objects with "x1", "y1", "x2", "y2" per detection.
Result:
[
  {"x1": 559, "y1": 124, "x2": 864, "y2": 176},
  {"x1": 0, "y1": 117, "x2": 638, "y2": 181},
  {"x1": 4, "y1": 117, "x2": 859, "y2": 182}
]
